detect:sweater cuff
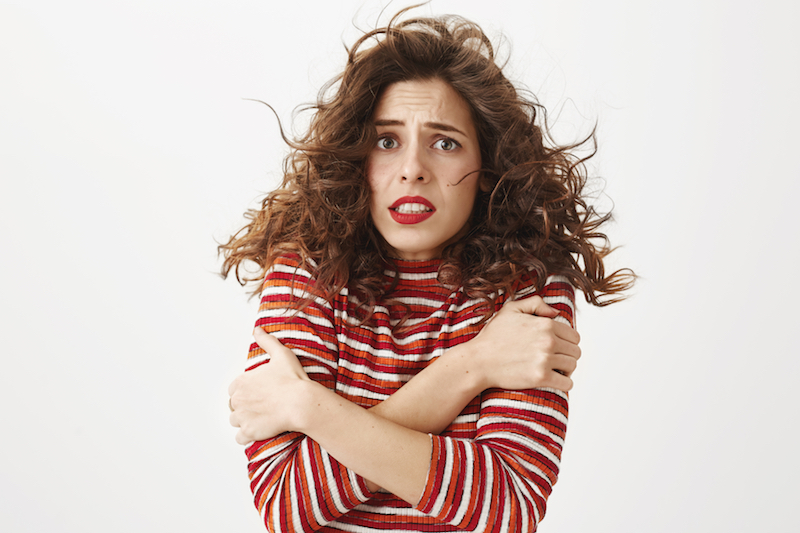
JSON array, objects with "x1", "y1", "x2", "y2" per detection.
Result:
[
  {"x1": 348, "y1": 467, "x2": 378, "y2": 502},
  {"x1": 414, "y1": 434, "x2": 448, "y2": 516}
]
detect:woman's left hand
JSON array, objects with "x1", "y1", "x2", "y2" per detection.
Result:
[{"x1": 228, "y1": 329, "x2": 312, "y2": 445}]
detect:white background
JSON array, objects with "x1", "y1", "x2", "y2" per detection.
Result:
[{"x1": 1, "y1": 1, "x2": 798, "y2": 531}]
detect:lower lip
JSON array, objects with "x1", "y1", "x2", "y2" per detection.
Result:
[{"x1": 389, "y1": 209, "x2": 435, "y2": 224}]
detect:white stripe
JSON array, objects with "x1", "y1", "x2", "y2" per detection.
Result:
[
  {"x1": 430, "y1": 437, "x2": 455, "y2": 515},
  {"x1": 258, "y1": 303, "x2": 335, "y2": 329},
  {"x1": 479, "y1": 395, "x2": 568, "y2": 426},
  {"x1": 260, "y1": 329, "x2": 338, "y2": 359},
  {"x1": 299, "y1": 440, "x2": 329, "y2": 526},
  {"x1": 508, "y1": 473, "x2": 534, "y2": 531},
  {"x1": 250, "y1": 438, "x2": 293, "y2": 484},
  {"x1": 381, "y1": 268, "x2": 438, "y2": 281},
  {"x1": 479, "y1": 425, "x2": 563, "y2": 462},
  {"x1": 450, "y1": 441, "x2": 475, "y2": 525},
  {"x1": 319, "y1": 443, "x2": 353, "y2": 515},
  {"x1": 481, "y1": 414, "x2": 565, "y2": 447},
  {"x1": 262, "y1": 262, "x2": 331, "y2": 308},
  {"x1": 472, "y1": 447, "x2": 494, "y2": 532},
  {"x1": 337, "y1": 324, "x2": 476, "y2": 351},
  {"x1": 247, "y1": 351, "x2": 270, "y2": 366},
  {"x1": 499, "y1": 475, "x2": 512, "y2": 532},
  {"x1": 250, "y1": 263, "x2": 574, "y2": 530}
]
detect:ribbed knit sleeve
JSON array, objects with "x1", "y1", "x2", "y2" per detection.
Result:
[
  {"x1": 414, "y1": 276, "x2": 574, "y2": 532},
  {"x1": 244, "y1": 255, "x2": 375, "y2": 532}
]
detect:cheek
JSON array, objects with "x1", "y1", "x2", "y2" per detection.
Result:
[
  {"x1": 365, "y1": 159, "x2": 382, "y2": 194},
  {"x1": 365, "y1": 166, "x2": 377, "y2": 201},
  {"x1": 366, "y1": 160, "x2": 394, "y2": 207},
  {"x1": 455, "y1": 177, "x2": 480, "y2": 214},
  {"x1": 365, "y1": 171, "x2": 381, "y2": 219}
]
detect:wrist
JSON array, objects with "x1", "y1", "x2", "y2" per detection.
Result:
[
  {"x1": 440, "y1": 341, "x2": 487, "y2": 397},
  {"x1": 289, "y1": 379, "x2": 327, "y2": 433}
]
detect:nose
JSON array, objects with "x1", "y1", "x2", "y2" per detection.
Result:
[{"x1": 401, "y1": 142, "x2": 429, "y2": 183}]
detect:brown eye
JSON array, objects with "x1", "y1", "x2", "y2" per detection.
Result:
[
  {"x1": 434, "y1": 138, "x2": 459, "y2": 151},
  {"x1": 378, "y1": 137, "x2": 398, "y2": 149}
]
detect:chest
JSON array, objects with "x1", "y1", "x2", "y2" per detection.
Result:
[{"x1": 329, "y1": 288, "x2": 507, "y2": 431}]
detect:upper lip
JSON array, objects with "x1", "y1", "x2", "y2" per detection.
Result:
[{"x1": 389, "y1": 196, "x2": 435, "y2": 211}]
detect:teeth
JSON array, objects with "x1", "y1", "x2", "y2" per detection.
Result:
[{"x1": 394, "y1": 203, "x2": 431, "y2": 214}]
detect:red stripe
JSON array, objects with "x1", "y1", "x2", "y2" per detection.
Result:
[{"x1": 242, "y1": 255, "x2": 573, "y2": 531}]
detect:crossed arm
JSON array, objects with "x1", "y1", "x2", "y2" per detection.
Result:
[{"x1": 228, "y1": 266, "x2": 579, "y2": 530}]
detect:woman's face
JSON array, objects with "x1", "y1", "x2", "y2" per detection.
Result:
[{"x1": 367, "y1": 78, "x2": 482, "y2": 261}]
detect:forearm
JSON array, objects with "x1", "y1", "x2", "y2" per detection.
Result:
[
  {"x1": 298, "y1": 384, "x2": 569, "y2": 532},
  {"x1": 246, "y1": 431, "x2": 376, "y2": 530},
  {"x1": 366, "y1": 287, "x2": 577, "y2": 436},
  {"x1": 420, "y1": 388, "x2": 569, "y2": 532},
  {"x1": 368, "y1": 341, "x2": 484, "y2": 435},
  {"x1": 296, "y1": 380, "x2": 433, "y2": 505}
]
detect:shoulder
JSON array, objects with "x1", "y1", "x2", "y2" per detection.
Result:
[
  {"x1": 512, "y1": 271, "x2": 576, "y2": 328},
  {"x1": 260, "y1": 254, "x2": 330, "y2": 308},
  {"x1": 538, "y1": 275, "x2": 576, "y2": 304},
  {"x1": 263, "y1": 254, "x2": 317, "y2": 286}
]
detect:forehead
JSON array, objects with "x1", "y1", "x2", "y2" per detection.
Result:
[{"x1": 373, "y1": 79, "x2": 475, "y2": 130}]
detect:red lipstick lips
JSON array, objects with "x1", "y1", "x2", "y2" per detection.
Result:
[{"x1": 389, "y1": 196, "x2": 435, "y2": 224}]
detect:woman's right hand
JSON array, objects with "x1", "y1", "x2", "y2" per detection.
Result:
[{"x1": 467, "y1": 296, "x2": 581, "y2": 392}]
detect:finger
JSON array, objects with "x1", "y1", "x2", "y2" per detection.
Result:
[
  {"x1": 534, "y1": 369, "x2": 574, "y2": 392},
  {"x1": 507, "y1": 296, "x2": 559, "y2": 318},
  {"x1": 229, "y1": 411, "x2": 240, "y2": 428},
  {"x1": 227, "y1": 376, "x2": 239, "y2": 397},
  {"x1": 554, "y1": 338, "x2": 582, "y2": 359},
  {"x1": 552, "y1": 353, "x2": 579, "y2": 376},
  {"x1": 538, "y1": 366, "x2": 575, "y2": 391},
  {"x1": 551, "y1": 321, "x2": 581, "y2": 344},
  {"x1": 253, "y1": 328, "x2": 294, "y2": 357},
  {"x1": 235, "y1": 429, "x2": 251, "y2": 446},
  {"x1": 253, "y1": 327, "x2": 276, "y2": 346},
  {"x1": 548, "y1": 372, "x2": 574, "y2": 392}
]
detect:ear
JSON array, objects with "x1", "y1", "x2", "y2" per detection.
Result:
[{"x1": 479, "y1": 174, "x2": 494, "y2": 193}]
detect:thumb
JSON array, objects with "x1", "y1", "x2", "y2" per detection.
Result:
[
  {"x1": 252, "y1": 328, "x2": 309, "y2": 379},
  {"x1": 509, "y1": 296, "x2": 559, "y2": 318},
  {"x1": 253, "y1": 328, "x2": 286, "y2": 357}
]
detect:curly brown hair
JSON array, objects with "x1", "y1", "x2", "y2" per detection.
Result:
[{"x1": 220, "y1": 9, "x2": 634, "y2": 318}]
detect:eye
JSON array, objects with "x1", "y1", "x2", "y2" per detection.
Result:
[
  {"x1": 434, "y1": 137, "x2": 460, "y2": 151},
  {"x1": 377, "y1": 136, "x2": 398, "y2": 149}
]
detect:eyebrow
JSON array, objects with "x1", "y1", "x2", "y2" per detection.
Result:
[{"x1": 373, "y1": 119, "x2": 467, "y2": 136}]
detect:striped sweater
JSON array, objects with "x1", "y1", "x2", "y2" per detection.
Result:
[{"x1": 245, "y1": 254, "x2": 575, "y2": 532}]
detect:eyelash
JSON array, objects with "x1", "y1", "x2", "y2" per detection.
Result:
[
  {"x1": 375, "y1": 135, "x2": 461, "y2": 151},
  {"x1": 377, "y1": 136, "x2": 398, "y2": 150},
  {"x1": 433, "y1": 137, "x2": 461, "y2": 151}
]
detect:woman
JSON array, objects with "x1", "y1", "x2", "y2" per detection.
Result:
[{"x1": 222, "y1": 10, "x2": 632, "y2": 533}]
